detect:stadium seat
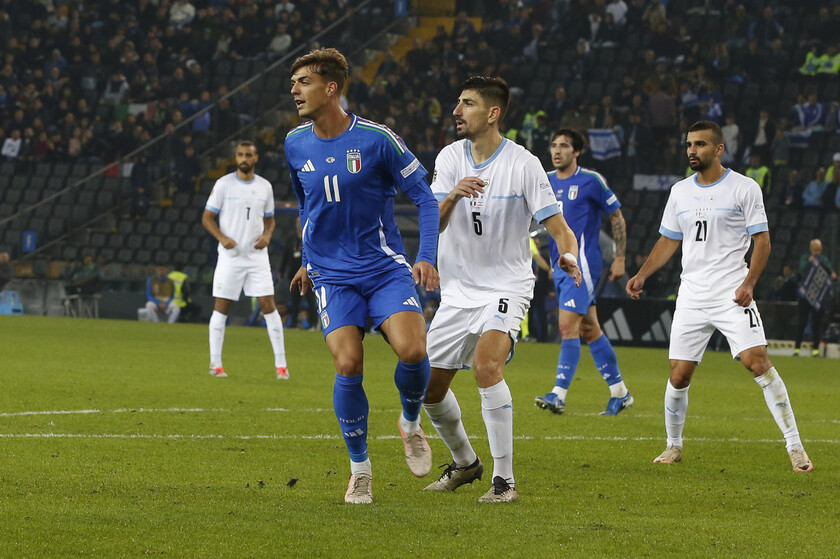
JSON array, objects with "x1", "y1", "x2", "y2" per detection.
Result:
[
  {"x1": 146, "y1": 235, "x2": 162, "y2": 250},
  {"x1": 34, "y1": 162, "x2": 52, "y2": 177},
  {"x1": 154, "y1": 221, "x2": 172, "y2": 236},
  {"x1": 137, "y1": 221, "x2": 153, "y2": 235},
  {"x1": 172, "y1": 222, "x2": 189, "y2": 237}
]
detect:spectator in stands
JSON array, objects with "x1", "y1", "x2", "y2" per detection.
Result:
[
  {"x1": 769, "y1": 264, "x2": 798, "y2": 301},
  {"x1": 641, "y1": 0, "x2": 667, "y2": 30},
  {"x1": 794, "y1": 239, "x2": 837, "y2": 357},
  {"x1": 145, "y1": 265, "x2": 180, "y2": 323},
  {"x1": 0, "y1": 251, "x2": 12, "y2": 291},
  {"x1": 721, "y1": 113, "x2": 739, "y2": 165},
  {"x1": 794, "y1": 92, "x2": 826, "y2": 131},
  {"x1": 169, "y1": 0, "x2": 196, "y2": 29},
  {"x1": 748, "y1": 7, "x2": 784, "y2": 48},
  {"x1": 765, "y1": 39, "x2": 791, "y2": 80},
  {"x1": 606, "y1": 0, "x2": 629, "y2": 26},
  {"x1": 1, "y1": 127, "x2": 20, "y2": 161},
  {"x1": 818, "y1": 43, "x2": 840, "y2": 76},
  {"x1": 173, "y1": 144, "x2": 201, "y2": 193},
  {"x1": 65, "y1": 255, "x2": 102, "y2": 295},
  {"x1": 799, "y1": 42, "x2": 826, "y2": 76},
  {"x1": 746, "y1": 153, "x2": 771, "y2": 196},
  {"x1": 802, "y1": 167, "x2": 827, "y2": 208},
  {"x1": 625, "y1": 110, "x2": 652, "y2": 175},
  {"x1": 770, "y1": 127, "x2": 790, "y2": 169},
  {"x1": 102, "y1": 73, "x2": 130, "y2": 105},
  {"x1": 779, "y1": 169, "x2": 804, "y2": 209},
  {"x1": 744, "y1": 108, "x2": 776, "y2": 161}
]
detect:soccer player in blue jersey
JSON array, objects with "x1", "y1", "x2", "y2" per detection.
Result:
[
  {"x1": 285, "y1": 48, "x2": 440, "y2": 504},
  {"x1": 535, "y1": 129, "x2": 634, "y2": 416}
]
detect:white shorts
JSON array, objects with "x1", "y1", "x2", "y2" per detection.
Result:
[
  {"x1": 212, "y1": 253, "x2": 274, "y2": 301},
  {"x1": 427, "y1": 296, "x2": 529, "y2": 370},
  {"x1": 669, "y1": 300, "x2": 767, "y2": 362}
]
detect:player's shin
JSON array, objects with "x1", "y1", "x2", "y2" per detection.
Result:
[
  {"x1": 424, "y1": 389, "x2": 477, "y2": 467},
  {"x1": 553, "y1": 338, "x2": 582, "y2": 397},
  {"x1": 664, "y1": 380, "x2": 689, "y2": 448},
  {"x1": 589, "y1": 334, "x2": 627, "y2": 397},
  {"x1": 754, "y1": 367, "x2": 804, "y2": 451},
  {"x1": 333, "y1": 374, "x2": 369, "y2": 464},
  {"x1": 263, "y1": 310, "x2": 287, "y2": 367},
  {"x1": 209, "y1": 310, "x2": 227, "y2": 367},
  {"x1": 479, "y1": 380, "x2": 514, "y2": 486},
  {"x1": 394, "y1": 357, "x2": 430, "y2": 431}
]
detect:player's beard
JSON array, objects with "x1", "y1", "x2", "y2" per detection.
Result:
[
  {"x1": 239, "y1": 162, "x2": 253, "y2": 174},
  {"x1": 688, "y1": 157, "x2": 708, "y2": 172}
]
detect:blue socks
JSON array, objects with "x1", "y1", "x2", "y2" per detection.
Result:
[
  {"x1": 333, "y1": 374, "x2": 369, "y2": 463},
  {"x1": 589, "y1": 334, "x2": 623, "y2": 386},
  {"x1": 555, "y1": 338, "x2": 581, "y2": 389},
  {"x1": 394, "y1": 357, "x2": 430, "y2": 421}
]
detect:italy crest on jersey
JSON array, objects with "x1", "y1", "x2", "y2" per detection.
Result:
[
  {"x1": 568, "y1": 184, "x2": 579, "y2": 200},
  {"x1": 346, "y1": 149, "x2": 361, "y2": 174}
]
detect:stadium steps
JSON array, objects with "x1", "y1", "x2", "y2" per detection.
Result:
[
  {"x1": 361, "y1": 15, "x2": 483, "y2": 85},
  {"x1": 414, "y1": 0, "x2": 455, "y2": 16}
]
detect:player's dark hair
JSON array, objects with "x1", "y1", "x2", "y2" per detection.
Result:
[
  {"x1": 551, "y1": 129, "x2": 584, "y2": 153},
  {"x1": 237, "y1": 140, "x2": 257, "y2": 152},
  {"x1": 291, "y1": 47, "x2": 349, "y2": 93},
  {"x1": 460, "y1": 76, "x2": 511, "y2": 121},
  {"x1": 688, "y1": 120, "x2": 724, "y2": 146}
]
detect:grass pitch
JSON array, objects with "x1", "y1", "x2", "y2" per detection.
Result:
[{"x1": 0, "y1": 315, "x2": 838, "y2": 558}]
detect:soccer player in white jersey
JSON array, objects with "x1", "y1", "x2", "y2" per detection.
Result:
[
  {"x1": 423, "y1": 77, "x2": 582, "y2": 502},
  {"x1": 626, "y1": 120, "x2": 813, "y2": 472},
  {"x1": 202, "y1": 141, "x2": 289, "y2": 380}
]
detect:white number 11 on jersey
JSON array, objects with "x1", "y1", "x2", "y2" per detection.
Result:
[{"x1": 324, "y1": 175, "x2": 341, "y2": 202}]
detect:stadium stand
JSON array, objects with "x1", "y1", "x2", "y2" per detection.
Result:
[{"x1": 0, "y1": 0, "x2": 837, "y2": 324}]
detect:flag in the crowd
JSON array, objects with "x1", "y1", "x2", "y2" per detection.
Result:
[
  {"x1": 786, "y1": 129, "x2": 812, "y2": 149},
  {"x1": 588, "y1": 129, "x2": 622, "y2": 160}
]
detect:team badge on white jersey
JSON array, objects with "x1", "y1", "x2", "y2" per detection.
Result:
[{"x1": 347, "y1": 149, "x2": 361, "y2": 174}]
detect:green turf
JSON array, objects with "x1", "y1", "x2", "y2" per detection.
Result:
[{"x1": 1, "y1": 315, "x2": 837, "y2": 557}]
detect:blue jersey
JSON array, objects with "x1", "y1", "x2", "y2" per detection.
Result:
[
  {"x1": 547, "y1": 166, "x2": 621, "y2": 285},
  {"x1": 285, "y1": 114, "x2": 432, "y2": 283}
]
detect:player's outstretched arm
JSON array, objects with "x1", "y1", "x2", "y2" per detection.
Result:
[
  {"x1": 290, "y1": 266, "x2": 313, "y2": 295},
  {"x1": 626, "y1": 236, "x2": 680, "y2": 299},
  {"x1": 543, "y1": 213, "x2": 582, "y2": 286},
  {"x1": 608, "y1": 209, "x2": 627, "y2": 280},
  {"x1": 734, "y1": 231, "x2": 770, "y2": 307},
  {"x1": 202, "y1": 209, "x2": 236, "y2": 249},
  {"x1": 438, "y1": 176, "x2": 485, "y2": 232}
]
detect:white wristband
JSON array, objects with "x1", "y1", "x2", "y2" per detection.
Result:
[{"x1": 562, "y1": 252, "x2": 577, "y2": 265}]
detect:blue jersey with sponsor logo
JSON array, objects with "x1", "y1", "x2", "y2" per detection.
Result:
[
  {"x1": 547, "y1": 166, "x2": 621, "y2": 284},
  {"x1": 285, "y1": 114, "x2": 430, "y2": 283}
]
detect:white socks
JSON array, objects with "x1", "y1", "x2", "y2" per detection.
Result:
[
  {"x1": 664, "y1": 380, "x2": 689, "y2": 449},
  {"x1": 399, "y1": 412, "x2": 421, "y2": 433},
  {"x1": 550, "y1": 386, "x2": 568, "y2": 400},
  {"x1": 755, "y1": 367, "x2": 803, "y2": 451},
  {"x1": 423, "y1": 389, "x2": 477, "y2": 467},
  {"x1": 263, "y1": 310, "x2": 287, "y2": 368},
  {"x1": 609, "y1": 380, "x2": 628, "y2": 399},
  {"x1": 350, "y1": 458, "x2": 372, "y2": 476},
  {"x1": 209, "y1": 310, "x2": 226, "y2": 367},
  {"x1": 479, "y1": 380, "x2": 514, "y2": 486}
]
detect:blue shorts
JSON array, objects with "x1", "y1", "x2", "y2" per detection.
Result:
[
  {"x1": 311, "y1": 269, "x2": 422, "y2": 336},
  {"x1": 554, "y1": 269, "x2": 598, "y2": 316}
]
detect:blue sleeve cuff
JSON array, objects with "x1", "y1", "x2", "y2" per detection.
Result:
[
  {"x1": 433, "y1": 192, "x2": 447, "y2": 202},
  {"x1": 264, "y1": 211, "x2": 274, "y2": 217},
  {"x1": 659, "y1": 225, "x2": 683, "y2": 240},
  {"x1": 205, "y1": 205, "x2": 219, "y2": 214},
  {"x1": 534, "y1": 204, "x2": 561, "y2": 223},
  {"x1": 747, "y1": 222, "x2": 769, "y2": 235}
]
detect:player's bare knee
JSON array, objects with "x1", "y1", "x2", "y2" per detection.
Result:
[
  {"x1": 334, "y1": 358, "x2": 363, "y2": 377},
  {"x1": 472, "y1": 358, "x2": 504, "y2": 386},
  {"x1": 257, "y1": 296, "x2": 276, "y2": 314},
  {"x1": 580, "y1": 323, "x2": 601, "y2": 343},
  {"x1": 669, "y1": 361, "x2": 694, "y2": 388}
]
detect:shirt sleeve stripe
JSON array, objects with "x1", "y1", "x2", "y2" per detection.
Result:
[
  {"x1": 659, "y1": 225, "x2": 683, "y2": 240},
  {"x1": 534, "y1": 204, "x2": 561, "y2": 223},
  {"x1": 205, "y1": 205, "x2": 220, "y2": 214},
  {"x1": 747, "y1": 222, "x2": 769, "y2": 235}
]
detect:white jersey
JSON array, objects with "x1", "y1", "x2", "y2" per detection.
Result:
[
  {"x1": 206, "y1": 172, "x2": 275, "y2": 261},
  {"x1": 431, "y1": 138, "x2": 561, "y2": 307},
  {"x1": 659, "y1": 169, "x2": 768, "y2": 308}
]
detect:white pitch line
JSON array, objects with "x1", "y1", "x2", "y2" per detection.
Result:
[
  {"x1": 2, "y1": 408, "x2": 839, "y2": 425},
  {"x1": 0, "y1": 433, "x2": 838, "y2": 444}
]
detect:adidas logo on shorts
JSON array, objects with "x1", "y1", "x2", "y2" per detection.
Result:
[{"x1": 403, "y1": 297, "x2": 420, "y2": 308}]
